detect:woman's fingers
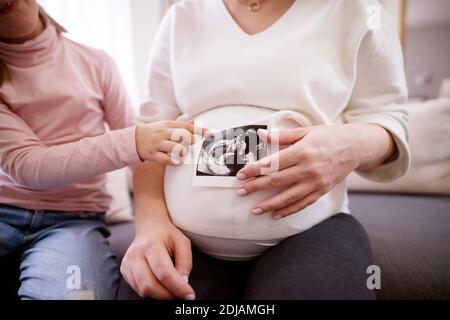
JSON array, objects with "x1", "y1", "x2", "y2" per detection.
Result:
[
  {"x1": 237, "y1": 165, "x2": 305, "y2": 196},
  {"x1": 119, "y1": 262, "x2": 138, "y2": 296},
  {"x1": 128, "y1": 254, "x2": 176, "y2": 300},
  {"x1": 258, "y1": 127, "x2": 308, "y2": 145},
  {"x1": 145, "y1": 244, "x2": 196, "y2": 300},
  {"x1": 251, "y1": 182, "x2": 313, "y2": 218},
  {"x1": 173, "y1": 234, "x2": 193, "y2": 282},
  {"x1": 237, "y1": 128, "x2": 311, "y2": 180},
  {"x1": 167, "y1": 121, "x2": 210, "y2": 137},
  {"x1": 272, "y1": 190, "x2": 325, "y2": 219},
  {"x1": 237, "y1": 145, "x2": 301, "y2": 180},
  {"x1": 236, "y1": 128, "x2": 309, "y2": 180}
]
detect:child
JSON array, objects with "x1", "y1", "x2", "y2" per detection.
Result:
[{"x1": 0, "y1": 0, "x2": 202, "y2": 299}]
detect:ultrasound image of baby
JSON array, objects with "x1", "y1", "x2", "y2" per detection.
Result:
[{"x1": 196, "y1": 125, "x2": 268, "y2": 178}]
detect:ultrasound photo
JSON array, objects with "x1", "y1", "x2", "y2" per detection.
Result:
[{"x1": 193, "y1": 125, "x2": 268, "y2": 188}]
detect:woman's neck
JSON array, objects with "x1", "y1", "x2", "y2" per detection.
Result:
[{"x1": 0, "y1": 17, "x2": 45, "y2": 44}]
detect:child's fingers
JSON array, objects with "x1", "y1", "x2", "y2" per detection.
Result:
[
  {"x1": 168, "y1": 128, "x2": 195, "y2": 145},
  {"x1": 168, "y1": 122, "x2": 195, "y2": 134},
  {"x1": 160, "y1": 141, "x2": 188, "y2": 157},
  {"x1": 153, "y1": 152, "x2": 182, "y2": 166},
  {"x1": 168, "y1": 121, "x2": 210, "y2": 137}
]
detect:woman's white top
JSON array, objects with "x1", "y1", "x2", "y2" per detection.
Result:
[{"x1": 139, "y1": 0, "x2": 410, "y2": 260}]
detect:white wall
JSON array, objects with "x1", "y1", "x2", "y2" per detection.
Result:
[
  {"x1": 404, "y1": 0, "x2": 450, "y2": 98},
  {"x1": 405, "y1": 25, "x2": 450, "y2": 99},
  {"x1": 39, "y1": 0, "x2": 165, "y2": 109},
  {"x1": 130, "y1": 0, "x2": 166, "y2": 105},
  {"x1": 379, "y1": 0, "x2": 404, "y2": 37},
  {"x1": 406, "y1": 0, "x2": 450, "y2": 29}
]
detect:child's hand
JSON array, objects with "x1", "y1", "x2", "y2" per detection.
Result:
[{"x1": 135, "y1": 121, "x2": 208, "y2": 166}]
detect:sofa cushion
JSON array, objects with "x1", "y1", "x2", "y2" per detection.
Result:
[
  {"x1": 105, "y1": 168, "x2": 134, "y2": 224},
  {"x1": 348, "y1": 98, "x2": 450, "y2": 196},
  {"x1": 349, "y1": 192, "x2": 450, "y2": 300},
  {"x1": 107, "y1": 222, "x2": 141, "y2": 300}
]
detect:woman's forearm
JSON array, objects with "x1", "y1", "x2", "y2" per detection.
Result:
[
  {"x1": 351, "y1": 124, "x2": 396, "y2": 171},
  {"x1": 133, "y1": 161, "x2": 172, "y2": 235},
  {"x1": 238, "y1": 124, "x2": 399, "y2": 218}
]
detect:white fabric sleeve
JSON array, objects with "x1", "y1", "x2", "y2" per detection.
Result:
[
  {"x1": 344, "y1": 10, "x2": 411, "y2": 183},
  {"x1": 139, "y1": 8, "x2": 181, "y2": 124}
]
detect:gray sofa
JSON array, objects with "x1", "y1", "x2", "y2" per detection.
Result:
[{"x1": 109, "y1": 192, "x2": 450, "y2": 300}]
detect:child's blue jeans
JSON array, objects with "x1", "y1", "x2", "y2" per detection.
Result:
[{"x1": 0, "y1": 204, "x2": 119, "y2": 300}]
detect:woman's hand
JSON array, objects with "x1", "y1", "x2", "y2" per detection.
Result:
[
  {"x1": 120, "y1": 215, "x2": 195, "y2": 300},
  {"x1": 136, "y1": 121, "x2": 208, "y2": 166},
  {"x1": 237, "y1": 124, "x2": 395, "y2": 219}
]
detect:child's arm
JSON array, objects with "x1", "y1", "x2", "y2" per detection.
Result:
[
  {"x1": 0, "y1": 102, "x2": 138, "y2": 189},
  {"x1": 0, "y1": 102, "x2": 201, "y2": 190},
  {"x1": 97, "y1": 50, "x2": 137, "y2": 131}
]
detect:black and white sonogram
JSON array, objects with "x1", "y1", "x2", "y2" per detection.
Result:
[{"x1": 193, "y1": 125, "x2": 268, "y2": 187}]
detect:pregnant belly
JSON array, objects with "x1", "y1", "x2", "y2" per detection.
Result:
[{"x1": 164, "y1": 106, "x2": 346, "y2": 259}]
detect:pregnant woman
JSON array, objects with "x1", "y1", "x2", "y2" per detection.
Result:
[
  {"x1": 0, "y1": 0, "x2": 203, "y2": 299},
  {"x1": 121, "y1": 0, "x2": 410, "y2": 300}
]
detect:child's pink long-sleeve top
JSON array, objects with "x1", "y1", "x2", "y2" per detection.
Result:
[{"x1": 0, "y1": 22, "x2": 141, "y2": 212}]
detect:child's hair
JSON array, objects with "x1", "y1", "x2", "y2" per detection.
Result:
[{"x1": 0, "y1": 6, "x2": 66, "y2": 87}]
